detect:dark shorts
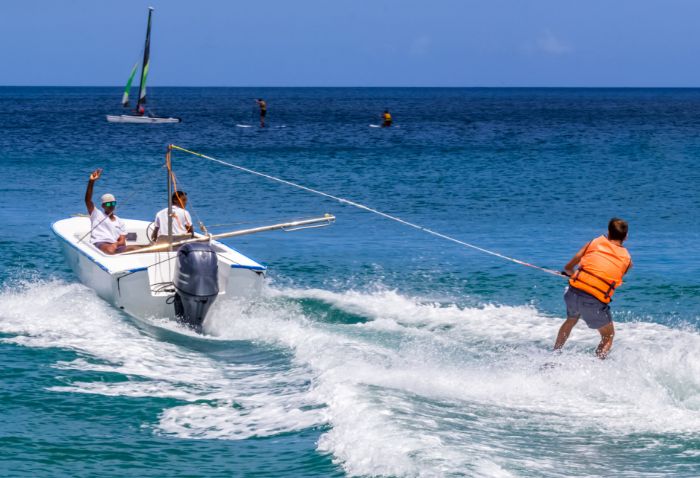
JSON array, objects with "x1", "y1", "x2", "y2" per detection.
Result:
[{"x1": 564, "y1": 286, "x2": 612, "y2": 330}]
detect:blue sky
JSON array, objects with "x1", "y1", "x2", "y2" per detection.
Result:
[{"x1": 2, "y1": 0, "x2": 699, "y2": 87}]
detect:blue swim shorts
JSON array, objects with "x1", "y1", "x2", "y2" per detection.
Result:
[{"x1": 564, "y1": 286, "x2": 612, "y2": 330}]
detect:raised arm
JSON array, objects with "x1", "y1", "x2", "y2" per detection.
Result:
[
  {"x1": 563, "y1": 241, "x2": 591, "y2": 276},
  {"x1": 85, "y1": 168, "x2": 102, "y2": 214}
]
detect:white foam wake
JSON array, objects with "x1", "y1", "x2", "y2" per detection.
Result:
[
  {"x1": 2, "y1": 280, "x2": 699, "y2": 476},
  {"x1": 207, "y1": 285, "x2": 700, "y2": 477},
  {"x1": 0, "y1": 280, "x2": 323, "y2": 440}
]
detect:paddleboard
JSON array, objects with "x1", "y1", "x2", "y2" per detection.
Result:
[{"x1": 237, "y1": 124, "x2": 286, "y2": 129}]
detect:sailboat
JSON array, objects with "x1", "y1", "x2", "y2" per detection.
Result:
[{"x1": 106, "y1": 7, "x2": 181, "y2": 124}]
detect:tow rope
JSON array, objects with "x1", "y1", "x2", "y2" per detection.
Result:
[{"x1": 169, "y1": 144, "x2": 566, "y2": 278}]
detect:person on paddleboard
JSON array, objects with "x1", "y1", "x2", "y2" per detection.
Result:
[
  {"x1": 554, "y1": 218, "x2": 632, "y2": 359},
  {"x1": 151, "y1": 190, "x2": 194, "y2": 243},
  {"x1": 256, "y1": 99, "x2": 267, "y2": 127},
  {"x1": 382, "y1": 109, "x2": 392, "y2": 127},
  {"x1": 84, "y1": 169, "x2": 139, "y2": 254}
]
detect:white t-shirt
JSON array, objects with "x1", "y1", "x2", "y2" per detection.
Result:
[
  {"x1": 154, "y1": 206, "x2": 192, "y2": 237},
  {"x1": 90, "y1": 208, "x2": 126, "y2": 244}
]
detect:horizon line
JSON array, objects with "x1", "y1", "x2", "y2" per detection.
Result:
[{"x1": 3, "y1": 85, "x2": 700, "y2": 89}]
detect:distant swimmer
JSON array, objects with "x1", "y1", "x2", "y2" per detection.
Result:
[
  {"x1": 382, "y1": 109, "x2": 392, "y2": 127},
  {"x1": 256, "y1": 98, "x2": 267, "y2": 127},
  {"x1": 554, "y1": 218, "x2": 632, "y2": 359}
]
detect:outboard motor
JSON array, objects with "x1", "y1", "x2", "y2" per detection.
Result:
[{"x1": 173, "y1": 242, "x2": 219, "y2": 332}]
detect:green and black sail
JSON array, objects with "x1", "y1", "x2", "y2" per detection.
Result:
[
  {"x1": 135, "y1": 7, "x2": 153, "y2": 113},
  {"x1": 121, "y1": 62, "x2": 139, "y2": 106}
]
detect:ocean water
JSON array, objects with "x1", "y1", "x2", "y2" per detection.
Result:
[{"x1": 0, "y1": 87, "x2": 699, "y2": 477}]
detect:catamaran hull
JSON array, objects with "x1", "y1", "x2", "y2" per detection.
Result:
[
  {"x1": 106, "y1": 114, "x2": 181, "y2": 124},
  {"x1": 53, "y1": 217, "x2": 264, "y2": 331}
]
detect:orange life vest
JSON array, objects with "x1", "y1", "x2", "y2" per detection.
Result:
[{"x1": 569, "y1": 235, "x2": 631, "y2": 303}]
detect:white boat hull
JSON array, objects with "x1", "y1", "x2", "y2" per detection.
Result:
[
  {"x1": 106, "y1": 114, "x2": 181, "y2": 124},
  {"x1": 53, "y1": 217, "x2": 264, "y2": 329}
]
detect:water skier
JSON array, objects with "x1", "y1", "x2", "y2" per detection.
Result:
[{"x1": 554, "y1": 218, "x2": 632, "y2": 359}]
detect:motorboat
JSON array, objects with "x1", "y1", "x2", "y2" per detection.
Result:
[
  {"x1": 53, "y1": 215, "x2": 333, "y2": 332},
  {"x1": 53, "y1": 145, "x2": 334, "y2": 332},
  {"x1": 52, "y1": 217, "x2": 264, "y2": 330}
]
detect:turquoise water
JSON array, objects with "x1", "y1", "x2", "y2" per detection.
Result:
[{"x1": 0, "y1": 87, "x2": 699, "y2": 477}]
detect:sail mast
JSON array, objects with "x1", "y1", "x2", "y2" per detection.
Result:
[
  {"x1": 136, "y1": 7, "x2": 153, "y2": 114},
  {"x1": 166, "y1": 145, "x2": 173, "y2": 251}
]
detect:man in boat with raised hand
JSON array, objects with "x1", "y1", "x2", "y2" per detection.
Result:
[
  {"x1": 554, "y1": 218, "x2": 633, "y2": 359},
  {"x1": 150, "y1": 190, "x2": 194, "y2": 243},
  {"x1": 85, "y1": 168, "x2": 140, "y2": 254}
]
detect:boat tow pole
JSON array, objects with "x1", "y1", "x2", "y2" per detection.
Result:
[{"x1": 121, "y1": 215, "x2": 335, "y2": 255}]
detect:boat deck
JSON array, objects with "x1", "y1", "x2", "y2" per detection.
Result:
[{"x1": 52, "y1": 217, "x2": 266, "y2": 275}]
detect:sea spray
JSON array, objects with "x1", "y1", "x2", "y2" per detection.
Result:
[{"x1": 206, "y1": 286, "x2": 700, "y2": 476}]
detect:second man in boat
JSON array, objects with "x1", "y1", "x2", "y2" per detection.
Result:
[{"x1": 151, "y1": 191, "x2": 194, "y2": 243}]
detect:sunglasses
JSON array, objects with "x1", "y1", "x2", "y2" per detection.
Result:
[{"x1": 102, "y1": 201, "x2": 117, "y2": 207}]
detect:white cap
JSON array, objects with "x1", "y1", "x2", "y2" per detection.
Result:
[{"x1": 101, "y1": 193, "x2": 116, "y2": 204}]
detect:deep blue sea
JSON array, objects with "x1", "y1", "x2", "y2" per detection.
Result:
[{"x1": 0, "y1": 87, "x2": 699, "y2": 477}]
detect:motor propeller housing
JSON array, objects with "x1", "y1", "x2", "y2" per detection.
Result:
[{"x1": 173, "y1": 242, "x2": 219, "y2": 332}]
